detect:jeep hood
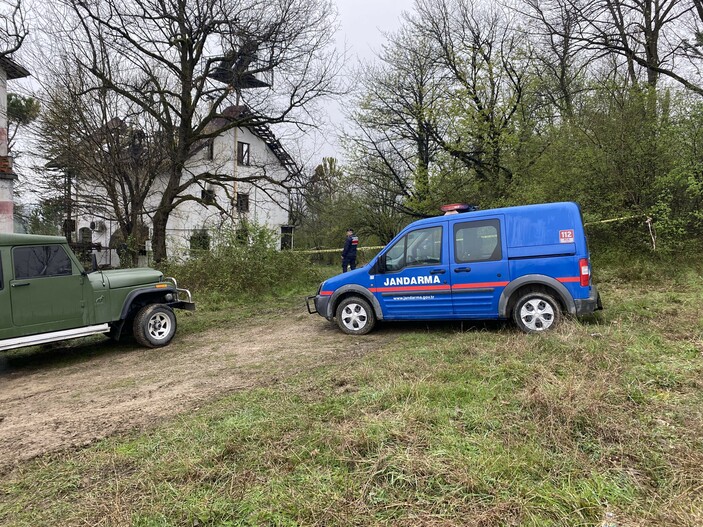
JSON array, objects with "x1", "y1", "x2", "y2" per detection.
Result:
[{"x1": 100, "y1": 268, "x2": 165, "y2": 289}]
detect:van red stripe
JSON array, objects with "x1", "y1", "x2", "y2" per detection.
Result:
[
  {"x1": 557, "y1": 277, "x2": 580, "y2": 283},
  {"x1": 320, "y1": 291, "x2": 334, "y2": 296},
  {"x1": 369, "y1": 285, "x2": 451, "y2": 293},
  {"x1": 452, "y1": 281, "x2": 509, "y2": 290}
]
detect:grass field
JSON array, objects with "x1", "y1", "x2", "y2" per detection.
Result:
[{"x1": 1, "y1": 257, "x2": 702, "y2": 526}]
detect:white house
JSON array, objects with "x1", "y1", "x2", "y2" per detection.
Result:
[
  {"x1": 72, "y1": 106, "x2": 296, "y2": 267},
  {"x1": 0, "y1": 55, "x2": 30, "y2": 234}
]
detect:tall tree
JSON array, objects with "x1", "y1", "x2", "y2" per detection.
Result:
[
  {"x1": 49, "y1": 0, "x2": 342, "y2": 261},
  {"x1": 344, "y1": 24, "x2": 446, "y2": 217}
]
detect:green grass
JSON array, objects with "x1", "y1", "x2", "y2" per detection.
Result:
[{"x1": 2, "y1": 260, "x2": 703, "y2": 526}]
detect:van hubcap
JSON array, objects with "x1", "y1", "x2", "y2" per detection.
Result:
[
  {"x1": 148, "y1": 313, "x2": 171, "y2": 340},
  {"x1": 341, "y1": 303, "x2": 368, "y2": 331},
  {"x1": 520, "y1": 299, "x2": 555, "y2": 331}
]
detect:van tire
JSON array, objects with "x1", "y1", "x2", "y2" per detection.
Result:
[
  {"x1": 133, "y1": 304, "x2": 177, "y2": 348},
  {"x1": 513, "y1": 291, "x2": 561, "y2": 333},
  {"x1": 336, "y1": 296, "x2": 376, "y2": 335}
]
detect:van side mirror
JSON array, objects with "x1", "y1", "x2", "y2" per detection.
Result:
[{"x1": 377, "y1": 254, "x2": 387, "y2": 274}]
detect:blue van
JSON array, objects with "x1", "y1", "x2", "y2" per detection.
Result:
[{"x1": 307, "y1": 202, "x2": 601, "y2": 334}]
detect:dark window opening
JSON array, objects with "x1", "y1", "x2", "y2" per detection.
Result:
[
  {"x1": 0, "y1": 257, "x2": 3, "y2": 290},
  {"x1": 454, "y1": 219, "x2": 501, "y2": 263},
  {"x1": 281, "y1": 225, "x2": 294, "y2": 250},
  {"x1": 237, "y1": 141, "x2": 250, "y2": 165},
  {"x1": 13, "y1": 245, "x2": 73, "y2": 279},
  {"x1": 190, "y1": 228, "x2": 211, "y2": 253},
  {"x1": 201, "y1": 188, "x2": 216, "y2": 205},
  {"x1": 236, "y1": 192, "x2": 250, "y2": 213}
]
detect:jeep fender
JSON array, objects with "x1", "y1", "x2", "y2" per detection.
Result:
[
  {"x1": 119, "y1": 285, "x2": 177, "y2": 320},
  {"x1": 498, "y1": 275, "x2": 577, "y2": 317},
  {"x1": 327, "y1": 285, "x2": 384, "y2": 321}
]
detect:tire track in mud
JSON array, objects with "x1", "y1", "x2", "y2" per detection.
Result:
[{"x1": 0, "y1": 311, "x2": 390, "y2": 473}]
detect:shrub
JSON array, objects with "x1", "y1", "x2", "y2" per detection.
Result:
[{"x1": 162, "y1": 223, "x2": 323, "y2": 299}]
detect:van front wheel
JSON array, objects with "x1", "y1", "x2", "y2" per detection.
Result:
[
  {"x1": 336, "y1": 297, "x2": 376, "y2": 335},
  {"x1": 513, "y1": 291, "x2": 561, "y2": 333}
]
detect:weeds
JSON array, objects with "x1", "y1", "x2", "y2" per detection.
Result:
[{"x1": 2, "y1": 257, "x2": 703, "y2": 525}]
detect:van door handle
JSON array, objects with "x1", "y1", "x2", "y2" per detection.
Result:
[
  {"x1": 12, "y1": 282, "x2": 30, "y2": 287},
  {"x1": 430, "y1": 269, "x2": 445, "y2": 275},
  {"x1": 454, "y1": 267, "x2": 471, "y2": 273}
]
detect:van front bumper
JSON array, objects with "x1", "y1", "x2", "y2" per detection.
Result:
[
  {"x1": 306, "y1": 294, "x2": 331, "y2": 320},
  {"x1": 574, "y1": 285, "x2": 602, "y2": 316}
]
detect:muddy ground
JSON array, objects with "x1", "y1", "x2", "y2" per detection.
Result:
[{"x1": 0, "y1": 310, "x2": 393, "y2": 473}]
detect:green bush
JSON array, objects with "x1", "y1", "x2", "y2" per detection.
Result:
[{"x1": 162, "y1": 223, "x2": 323, "y2": 300}]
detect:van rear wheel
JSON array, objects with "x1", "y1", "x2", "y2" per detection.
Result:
[
  {"x1": 513, "y1": 291, "x2": 561, "y2": 333},
  {"x1": 336, "y1": 297, "x2": 376, "y2": 335}
]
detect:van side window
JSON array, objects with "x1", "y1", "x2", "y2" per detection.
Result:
[
  {"x1": 454, "y1": 220, "x2": 501, "y2": 263},
  {"x1": 13, "y1": 245, "x2": 73, "y2": 279},
  {"x1": 385, "y1": 226, "x2": 442, "y2": 272}
]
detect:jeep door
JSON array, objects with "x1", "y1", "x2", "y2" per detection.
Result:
[
  {"x1": 450, "y1": 217, "x2": 510, "y2": 317},
  {"x1": 10, "y1": 244, "x2": 86, "y2": 333},
  {"x1": 0, "y1": 248, "x2": 10, "y2": 336},
  {"x1": 373, "y1": 224, "x2": 452, "y2": 319}
]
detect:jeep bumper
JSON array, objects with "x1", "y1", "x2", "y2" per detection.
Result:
[{"x1": 574, "y1": 285, "x2": 602, "y2": 316}]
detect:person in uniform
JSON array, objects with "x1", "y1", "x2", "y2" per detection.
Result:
[{"x1": 341, "y1": 228, "x2": 359, "y2": 272}]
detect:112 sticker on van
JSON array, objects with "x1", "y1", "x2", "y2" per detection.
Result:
[{"x1": 559, "y1": 229, "x2": 575, "y2": 243}]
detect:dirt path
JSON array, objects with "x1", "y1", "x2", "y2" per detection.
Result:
[{"x1": 0, "y1": 310, "x2": 391, "y2": 473}]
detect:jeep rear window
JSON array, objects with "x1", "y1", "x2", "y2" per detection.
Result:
[
  {"x1": 13, "y1": 245, "x2": 73, "y2": 279},
  {"x1": 454, "y1": 220, "x2": 501, "y2": 263}
]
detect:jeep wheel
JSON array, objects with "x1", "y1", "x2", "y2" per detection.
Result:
[
  {"x1": 133, "y1": 304, "x2": 177, "y2": 348},
  {"x1": 336, "y1": 297, "x2": 376, "y2": 335},
  {"x1": 513, "y1": 291, "x2": 561, "y2": 333}
]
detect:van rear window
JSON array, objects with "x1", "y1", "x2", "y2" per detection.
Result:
[{"x1": 454, "y1": 220, "x2": 501, "y2": 263}]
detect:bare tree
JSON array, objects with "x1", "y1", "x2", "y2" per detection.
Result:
[
  {"x1": 410, "y1": 0, "x2": 532, "y2": 194},
  {"x1": 0, "y1": 0, "x2": 27, "y2": 58},
  {"x1": 48, "y1": 0, "x2": 342, "y2": 262},
  {"x1": 343, "y1": 24, "x2": 446, "y2": 217}
]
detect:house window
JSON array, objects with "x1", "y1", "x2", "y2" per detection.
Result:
[
  {"x1": 237, "y1": 141, "x2": 250, "y2": 165},
  {"x1": 13, "y1": 245, "x2": 73, "y2": 279},
  {"x1": 236, "y1": 192, "x2": 249, "y2": 213},
  {"x1": 79, "y1": 227, "x2": 92, "y2": 244},
  {"x1": 201, "y1": 187, "x2": 216, "y2": 205},
  {"x1": 206, "y1": 138, "x2": 214, "y2": 160}
]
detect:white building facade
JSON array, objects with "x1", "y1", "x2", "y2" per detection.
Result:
[{"x1": 72, "y1": 112, "x2": 294, "y2": 267}]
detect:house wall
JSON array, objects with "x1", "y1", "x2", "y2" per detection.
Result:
[
  {"x1": 163, "y1": 126, "x2": 290, "y2": 259},
  {"x1": 72, "y1": 125, "x2": 291, "y2": 267},
  {"x1": 0, "y1": 67, "x2": 13, "y2": 234}
]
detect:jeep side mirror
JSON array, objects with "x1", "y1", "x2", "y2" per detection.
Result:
[{"x1": 91, "y1": 253, "x2": 99, "y2": 273}]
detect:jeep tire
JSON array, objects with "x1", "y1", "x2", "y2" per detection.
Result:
[
  {"x1": 335, "y1": 296, "x2": 376, "y2": 335},
  {"x1": 133, "y1": 304, "x2": 177, "y2": 348},
  {"x1": 513, "y1": 291, "x2": 561, "y2": 333}
]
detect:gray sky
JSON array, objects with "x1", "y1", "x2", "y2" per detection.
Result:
[
  {"x1": 335, "y1": 0, "x2": 410, "y2": 62},
  {"x1": 311, "y1": 0, "x2": 412, "y2": 161}
]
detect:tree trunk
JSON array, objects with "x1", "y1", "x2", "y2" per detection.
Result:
[{"x1": 151, "y1": 208, "x2": 169, "y2": 263}]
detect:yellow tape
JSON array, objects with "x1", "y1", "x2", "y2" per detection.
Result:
[{"x1": 294, "y1": 246, "x2": 385, "y2": 254}]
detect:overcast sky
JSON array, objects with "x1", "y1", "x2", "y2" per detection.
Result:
[{"x1": 310, "y1": 0, "x2": 413, "y2": 161}]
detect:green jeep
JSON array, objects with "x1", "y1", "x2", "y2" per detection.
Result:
[{"x1": 0, "y1": 233, "x2": 195, "y2": 352}]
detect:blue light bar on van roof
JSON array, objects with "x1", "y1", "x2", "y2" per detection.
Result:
[{"x1": 440, "y1": 203, "x2": 479, "y2": 215}]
